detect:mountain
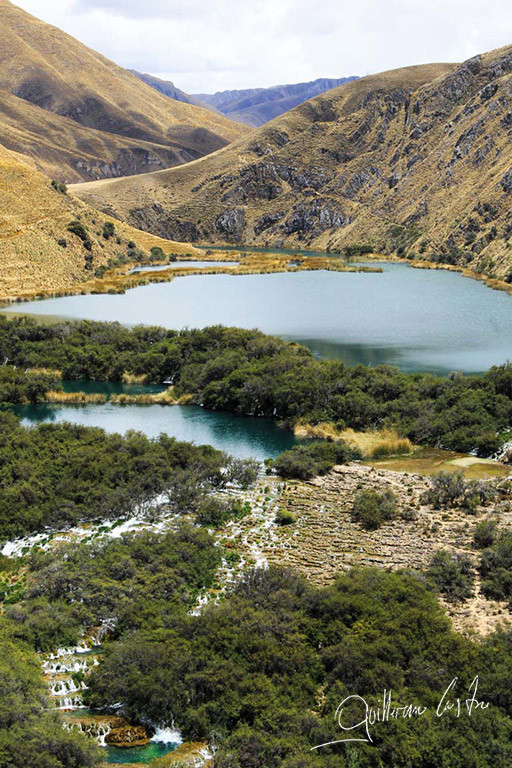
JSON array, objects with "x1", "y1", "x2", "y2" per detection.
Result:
[
  {"x1": 0, "y1": 0, "x2": 249, "y2": 182},
  {"x1": 129, "y1": 71, "x2": 205, "y2": 108},
  {"x1": 0, "y1": 141, "x2": 200, "y2": 300},
  {"x1": 193, "y1": 77, "x2": 360, "y2": 126},
  {"x1": 73, "y1": 48, "x2": 512, "y2": 281}
]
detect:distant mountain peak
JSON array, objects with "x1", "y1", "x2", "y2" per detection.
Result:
[{"x1": 134, "y1": 73, "x2": 360, "y2": 127}]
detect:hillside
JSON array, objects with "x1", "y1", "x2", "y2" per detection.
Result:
[
  {"x1": 0, "y1": 142, "x2": 201, "y2": 300},
  {"x1": 0, "y1": 0, "x2": 248, "y2": 182},
  {"x1": 193, "y1": 76, "x2": 359, "y2": 126},
  {"x1": 72, "y1": 48, "x2": 512, "y2": 281},
  {"x1": 130, "y1": 71, "x2": 205, "y2": 109}
]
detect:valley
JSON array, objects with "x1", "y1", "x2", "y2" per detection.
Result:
[{"x1": 2, "y1": 3, "x2": 512, "y2": 766}]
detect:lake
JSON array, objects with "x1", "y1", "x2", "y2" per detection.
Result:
[
  {"x1": 14, "y1": 402, "x2": 298, "y2": 461},
  {"x1": 3, "y1": 260, "x2": 512, "y2": 374}
]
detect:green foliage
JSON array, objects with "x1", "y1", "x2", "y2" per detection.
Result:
[
  {"x1": 0, "y1": 411, "x2": 229, "y2": 541},
  {"x1": 67, "y1": 220, "x2": 89, "y2": 242},
  {"x1": 422, "y1": 470, "x2": 497, "y2": 511},
  {"x1": 102, "y1": 221, "x2": 115, "y2": 240},
  {"x1": 0, "y1": 366, "x2": 60, "y2": 402},
  {"x1": 428, "y1": 549, "x2": 474, "y2": 602},
  {"x1": 84, "y1": 566, "x2": 512, "y2": 768},
  {"x1": 273, "y1": 441, "x2": 358, "y2": 479},
  {"x1": 195, "y1": 498, "x2": 250, "y2": 528},
  {"x1": 6, "y1": 526, "x2": 220, "y2": 650},
  {"x1": 351, "y1": 489, "x2": 398, "y2": 530},
  {"x1": 275, "y1": 508, "x2": 296, "y2": 525},
  {"x1": 479, "y1": 531, "x2": 512, "y2": 601},
  {"x1": 150, "y1": 246, "x2": 164, "y2": 260},
  {"x1": 51, "y1": 179, "x2": 67, "y2": 194},
  {"x1": 0, "y1": 619, "x2": 100, "y2": 766},
  {"x1": 342, "y1": 244, "x2": 373, "y2": 257},
  {"x1": 473, "y1": 519, "x2": 498, "y2": 549},
  {"x1": 1, "y1": 317, "x2": 512, "y2": 455}
]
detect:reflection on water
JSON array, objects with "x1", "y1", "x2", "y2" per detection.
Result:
[
  {"x1": 13, "y1": 403, "x2": 298, "y2": 461},
  {"x1": 3, "y1": 260, "x2": 512, "y2": 375}
]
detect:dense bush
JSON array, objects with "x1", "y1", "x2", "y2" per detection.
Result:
[
  {"x1": 0, "y1": 367, "x2": 60, "y2": 403},
  {"x1": 473, "y1": 519, "x2": 498, "y2": 549},
  {"x1": 428, "y1": 550, "x2": 474, "y2": 602},
  {"x1": 273, "y1": 441, "x2": 358, "y2": 479},
  {"x1": 479, "y1": 532, "x2": 512, "y2": 601},
  {"x1": 0, "y1": 412, "x2": 233, "y2": 541},
  {"x1": 67, "y1": 220, "x2": 89, "y2": 242},
  {"x1": 0, "y1": 620, "x2": 100, "y2": 767},
  {"x1": 1, "y1": 317, "x2": 512, "y2": 455},
  {"x1": 6, "y1": 526, "x2": 220, "y2": 650},
  {"x1": 351, "y1": 489, "x2": 398, "y2": 530},
  {"x1": 102, "y1": 221, "x2": 115, "y2": 240},
  {"x1": 83, "y1": 566, "x2": 512, "y2": 768},
  {"x1": 422, "y1": 470, "x2": 497, "y2": 511}
]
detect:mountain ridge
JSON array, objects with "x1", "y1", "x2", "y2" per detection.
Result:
[
  {"x1": 0, "y1": 0, "x2": 249, "y2": 182},
  {"x1": 193, "y1": 77, "x2": 360, "y2": 126},
  {"x1": 73, "y1": 50, "x2": 512, "y2": 281}
]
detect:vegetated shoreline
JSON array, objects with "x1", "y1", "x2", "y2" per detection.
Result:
[
  {"x1": 1, "y1": 241, "x2": 511, "y2": 307},
  {"x1": 0, "y1": 249, "x2": 382, "y2": 304}
]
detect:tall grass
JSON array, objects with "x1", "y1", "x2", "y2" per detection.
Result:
[
  {"x1": 294, "y1": 422, "x2": 413, "y2": 458},
  {"x1": 45, "y1": 391, "x2": 106, "y2": 404}
]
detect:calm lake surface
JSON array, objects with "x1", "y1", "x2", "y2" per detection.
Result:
[
  {"x1": 14, "y1": 403, "x2": 298, "y2": 461},
  {"x1": 3, "y1": 260, "x2": 512, "y2": 374}
]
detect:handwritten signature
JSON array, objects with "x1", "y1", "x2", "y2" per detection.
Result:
[{"x1": 311, "y1": 676, "x2": 489, "y2": 749}]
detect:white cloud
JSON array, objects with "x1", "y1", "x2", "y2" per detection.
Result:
[{"x1": 11, "y1": 0, "x2": 512, "y2": 92}]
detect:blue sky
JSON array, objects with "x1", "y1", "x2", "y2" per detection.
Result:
[{"x1": 12, "y1": 0, "x2": 512, "y2": 92}]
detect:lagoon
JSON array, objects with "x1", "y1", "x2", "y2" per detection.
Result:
[
  {"x1": 14, "y1": 402, "x2": 298, "y2": 461},
  {"x1": 3, "y1": 261, "x2": 512, "y2": 374}
]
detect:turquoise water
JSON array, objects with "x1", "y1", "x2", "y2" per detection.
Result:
[
  {"x1": 105, "y1": 742, "x2": 177, "y2": 764},
  {"x1": 3, "y1": 261, "x2": 512, "y2": 374},
  {"x1": 14, "y1": 402, "x2": 298, "y2": 460}
]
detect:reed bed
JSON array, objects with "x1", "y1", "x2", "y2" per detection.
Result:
[
  {"x1": 294, "y1": 421, "x2": 413, "y2": 458},
  {"x1": 45, "y1": 390, "x2": 107, "y2": 404}
]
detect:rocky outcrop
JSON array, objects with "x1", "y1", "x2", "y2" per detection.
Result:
[
  {"x1": 105, "y1": 725, "x2": 150, "y2": 748},
  {"x1": 283, "y1": 199, "x2": 347, "y2": 238}
]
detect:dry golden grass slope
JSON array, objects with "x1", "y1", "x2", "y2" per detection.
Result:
[
  {"x1": 0, "y1": 0, "x2": 249, "y2": 182},
  {"x1": 0, "y1": 142, "x2": 201, "y2": 300},
  {"x1": 74, "y1": 48, "x2": 512, "y2": 280}
]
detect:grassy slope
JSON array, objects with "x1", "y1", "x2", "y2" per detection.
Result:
[
  {"x1": 0, "y1": 0, "x2": 249, "y2": 182},
  {"x1": 0, "y1": 143, "x2": 201, "y2": 300},
  {"x1": 73, "y1": 49, "x2": 512, "y2": 280}
]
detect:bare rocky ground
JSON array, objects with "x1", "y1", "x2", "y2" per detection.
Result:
[{"x1": 228, "y1": 463, "x2": 512, "y2": 636}]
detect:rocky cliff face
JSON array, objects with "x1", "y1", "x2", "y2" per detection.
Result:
[{"x1": 74, "y1": 46, "x2": 512, "y2": 281}]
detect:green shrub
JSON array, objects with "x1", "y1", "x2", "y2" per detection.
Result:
[
  {"x1": 480, "y1": 532, "x2": 512, "y2": 601},
  {"x1": 102, "y1": 221, "x2": 115, "y2": 240},
  {"x1": 67, "y1": 220, "x2": 89, "y2": 242},
  {"x1": 275, "y1": 509, "x2": 296, "y2": 525},
  {"x1": 422, "y1": 470, "x2": 467, "y2": 509},
  {"x1": 473, "y1": 519, "x2": 497, "y2": 549},
  {"x1": 428, "y1": 550, "x2": 474, "y2": 602},
  {"x1": 51, "y1": 179, "x2": 67, "y2": 194},
  {"x1": 273, "y1": 441, "x2": 358, "y2": 480},
  {"x1": 351, "y1": 489, "x2": 398, "y2": 530}
]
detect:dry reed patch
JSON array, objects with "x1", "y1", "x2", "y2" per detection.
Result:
[
  {"x1": 294, "y1": 422, "x2": 413, "y2": 458},
  {"x1": 45, "y1": 391, "x2": 107, "y2": 404}
]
